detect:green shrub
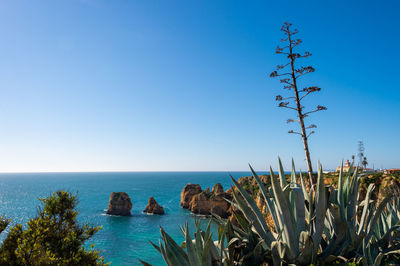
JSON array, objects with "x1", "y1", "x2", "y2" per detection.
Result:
[{"x1": 0, "y1": 191, "x2": 107, "y2": 266}]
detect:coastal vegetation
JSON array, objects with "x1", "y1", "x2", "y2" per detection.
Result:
[
  {"x1": 144, "y1": 162, "x2": 400, "y2": 265},
  {"x1": 0, "y1": 191, "x2": 106, "y2": 266}
]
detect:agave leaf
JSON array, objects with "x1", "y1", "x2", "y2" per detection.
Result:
[
  {"x1": 347, "y1": 167, "x2": 360, "y2": 224},
  {"x1": 160, "y1": 226, "x2": 190, "y2": 266},
  {"x1": 291, "y1": 159, "x2": 296, "y2": 185},
  {"x1": 208, "y1": 238, "x2": 220, "y2": 262},
  {"x1": 376, "y1": 215, "x2": 384, "y2": 240},
  {"x1": 138, "y1": 259, "x2": 153, "y2": 266},
  {"x1": 159, "y1": 240, "x2": 173, "y2": 266},
  {"x1": 205, "y1": 219, "x2": 212, "y2": 240},
  {"x1": 278, "y1": 157, "x2": 287, "y2": 188},
  {"x1": 386, "y1": 202, "x2": 398, "y2": 228},
  {"x1": 292, "y1": 187, "x2": 306, "y2": 234},
  {"x1": 282, "y1": 184, "x2": 291, "y2": 199},
  {"x1": 270, "y1": 166, "x2": 298, "y2": 258},
  {"x1": 218, "y1": 223, "x2": 226, "y2": 265},
  {"x1": 184, "y1": 222, "x2": 200, "y2": 265},
  {"x1": 376, "y1": 225, "x2": 400, "y2": 247},
  {"x1": 249, "y1": 164, "x2": 280, "y2": 235},
  {"x1": 212, "y1": 212, "x2": 246, "y2": 236},
  {"x1": 342, "y1": 162, "x2": 354, "y2": 207},
  {"x1": 195, "y1": 222, "x2": 203, "y2": 258},
  {"x1": 296, "y1": 231, "x2": 313, "y2": 265},
  {"x1": 288, "y1": 189, "x2": 296, "y2": 233},
  {"x1": 319, "y1": 209, "x2": 345, "y2": 261},
  {"x1": 271, "y1": 241, "x2": 287, "y2": 265},
  {"x1": 358, "y1": 184, "x2": 375, "y2": 234},
  {"x1": 337, "y1": 161, "x2": 345, "y2": 220},
  {"x1": 232, "y1": 210, "x2": 250, "y2": 232},
  {"x1": 374, "y1": 252, "x2": 383, "y2": 266},
  {"x1": 201, "y1": 234, "x2": 213, "y2": 266},
  {"x1": 382, "y1": 248, "x2": 400, "y2": 256},
  {"x1": 149, "y1": 240, "x2": 162, "y2": 254},
  {"x1": 365, "y1": 195, "x2": 393, "y2": 244},
  {"x1": 230, "y1": 175, "x2": 274, "y2": 245},
  {"x1": 227, "y1": 237, "x2": 240, "y2": 247},
  {"x1": 323, "y1": 210, "x2": 334, "y2": 241},
  {"x1": 380, "y1": 212, "x2": 389, "y2": 237},
  {"x1": 312, "y1": 163, "x2": 327, "y2": 258},
  {"x1": 299, "y1": 170, "x2": 309, "y2": 201},
  {"x1": 229, "y1": 184, "x2": 274, "y2": 245},
  {"x1": 299, "y1": 171, "x2": 313, "y2": 224},
  {"x1": 387, "y1": 211, "x2": 393, "y2": 229}
]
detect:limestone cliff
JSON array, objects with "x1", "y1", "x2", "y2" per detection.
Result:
[{"x1": 180, "y1": 183, "x2": 232, "y2": 218}]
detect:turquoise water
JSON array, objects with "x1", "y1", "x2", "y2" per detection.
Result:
[{"x1": 0, "y1": 171, "x2": 260, "y2": 265}]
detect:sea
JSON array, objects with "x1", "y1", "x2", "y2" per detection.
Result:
[{"x1": 0, "y1": 171, "x2": 264, "y2": 265}]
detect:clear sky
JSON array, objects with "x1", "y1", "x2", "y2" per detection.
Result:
[{"x1": 0, "y1": 0, "x2": 399, "y2": 172}]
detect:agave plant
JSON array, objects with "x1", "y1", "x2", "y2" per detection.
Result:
[
  {"x1": 139, "y1": 217, "x2": 266, "y2": 266},
  {"x1": 320, "y1": 163, "x2": 400, "y2": 265},
  {"x1": 367, "y1": 197, "x2": 400, "y2": 264},
  {"x1": 143, "y1": 159, "x2": 400, "y2": 266},
  {"x1": 225, "y1": 158, "x2": 328, "y2": 265}
]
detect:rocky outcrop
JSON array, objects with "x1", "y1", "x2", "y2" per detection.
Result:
[
  {"x1": 144, "y1": 196, "x2": 165, "y2": 215},
  {"x1": 180, "y1": 183, "x2": 202, "y2": 208},
  {"x1": 212, "y1": 183, "x2": 224, "y2": 195},
  {"x1": 256, "y1": 192, "x2": 266, "y2": 213},
  {"x1": 107, "y1": 192, "x2": 132, "y2": 216},
  {"x1": 180, "y1": 183, "x2": 232, "y2": 218},
  {"x1": 180, "y1": 174, "x2": 273, "y2": 222}
]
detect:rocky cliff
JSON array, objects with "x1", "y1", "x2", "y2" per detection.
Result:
[
  {"x1": 180, "y1": 183, "x2": 202, "y2": 208},
  {"x1": 180, "y1": 183, "x2": 232, "y2": 218}
]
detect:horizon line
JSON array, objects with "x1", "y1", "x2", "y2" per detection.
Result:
[{"x1": 0, "y1": 169, "x2": 337, "y2": 174}]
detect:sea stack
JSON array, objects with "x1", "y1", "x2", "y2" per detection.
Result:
[
  {"x1": 143, "y1": 196, "x2": 165, "y2": 215},
  {"x1": 107, "y1": 192, "x2": 132, "y2": 216}
]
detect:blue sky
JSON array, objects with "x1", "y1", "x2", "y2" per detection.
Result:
[{"x1": 0, "y1": 0, "x2": 399, "y2": 172}]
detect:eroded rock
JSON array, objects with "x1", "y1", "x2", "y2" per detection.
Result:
[
  {"x1": 180, "y1": 183, "x2": 202, "y2": 208},
  {"x1": 180, "y1": 183, "x2": 232, "y2": 218},
  {"x1": 144, "y1": 196, "x2": 165, "y2": 215},
  {"x1": 107, "y1": 192, "x2": 132, "y2": 216}
]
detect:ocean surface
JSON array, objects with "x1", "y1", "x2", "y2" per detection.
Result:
[{"x1": 0, "y1": 171, "x2": 263, "y2": 265}]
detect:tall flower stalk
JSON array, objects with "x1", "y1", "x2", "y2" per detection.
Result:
[{"x1": 270, "y1": 22, "x2": 327, "y2": 185}]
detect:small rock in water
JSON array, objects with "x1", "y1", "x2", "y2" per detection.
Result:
[
  {"x1": 144, "y1": 196, "x2": 165, "y2": 215},
  {"x1": 107, "y1": 192, "x2": 132, "y2": 216}
]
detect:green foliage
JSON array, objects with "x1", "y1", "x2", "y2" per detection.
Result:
[
  {"x1": 0, "y1": 190, "x2": 107, "y2": 266},
  {"x1": 140, "y1": 220, "x2": 221, "y2": 266},
  {"x1": 146, "y1": 159, "x2": 400, "y2": 266},
  {"x1": 141, "y1": 217, "x2": 267, "y2": 266}
]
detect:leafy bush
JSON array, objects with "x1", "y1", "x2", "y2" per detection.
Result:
[{"x1": 0, "y1": 190, "x2": 106, "y2": 266}]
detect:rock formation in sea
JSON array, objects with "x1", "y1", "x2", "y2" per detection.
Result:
[
  {"x1": 180, "y1": 175, "x2": 273, "y2": 222},
  {"x1": 180, "y1": 183, "x2": 232, "y2": 218},
  {"x1": 107, "y1": 192, "x2": 132, "y2": 216},
  {"x1": 143, "y1": 196, "x2": 165, "y2": 215},
  {"x1": 180, "y1": 183, "x2": 202, "y2": 208}
]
